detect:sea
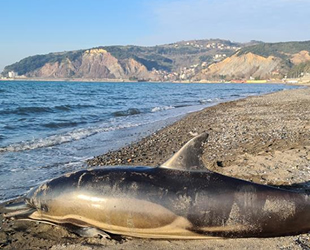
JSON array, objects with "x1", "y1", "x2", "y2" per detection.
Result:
[{"x1": 0, "y1": 81, "x2": 298, "y2": 202}]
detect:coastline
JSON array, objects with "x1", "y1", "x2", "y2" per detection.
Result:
[
  {"x1": 1, "y1": 87, "x2": 310, "y2": 249},
  {"x1": 1, "y1": 77, "x2": 309, "y2": 86}
]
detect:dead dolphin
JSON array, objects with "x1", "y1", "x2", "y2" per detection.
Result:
[{"x1": 4, "y1": 133, "x2": 310, "y2": 239}]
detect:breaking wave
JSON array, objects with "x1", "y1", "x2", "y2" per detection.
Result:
[
  {"x1": 112, "y1": 108, "x2": 141, "y2": 117},
  {"x1": 151, "y1": 106, "x2": 175, "y2": 112},
  {"x1": 0, "y1": 123, "x2": 142, "y2": 153},
  {"x1": 199, "y1": 98, "x2": 219, "y2": 104}
]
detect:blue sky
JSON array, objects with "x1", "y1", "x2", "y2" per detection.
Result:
[{"x1": 1, "y1": 0, "x2": 310, "y2": 72}]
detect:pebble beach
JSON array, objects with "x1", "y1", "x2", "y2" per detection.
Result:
[{"x1": 1, "y1": 87, "x2": 310, "y2": 249}]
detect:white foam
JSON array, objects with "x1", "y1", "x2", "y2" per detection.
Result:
[
  {"x1": 151, "y1": 105, "x2": 175, "y2": 112},
  {"x1": 0, "y1": 123, "x2": 143, "y2": 153},
  {"x1": 199, "y1": 99, "x2": 214, "y2": 104}
]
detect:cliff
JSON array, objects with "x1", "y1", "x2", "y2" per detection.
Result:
[
  {"x1": 25, "y1": 49, "x2": 154, "y2": 80},
  {"x1": 195, "y1": 52, "x2": 283, "y2": 80}
]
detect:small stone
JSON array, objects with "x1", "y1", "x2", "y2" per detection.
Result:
[{"x1": 0, "y1": 232, "x2": 7, "y2": 244}]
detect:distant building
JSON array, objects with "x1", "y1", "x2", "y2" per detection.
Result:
[
  {"x1": 8, "y1": 71, "x2": 18, "y2": 78},
  {"x1": 201, "y1": 62, "x2": 208, "y2": 67}
]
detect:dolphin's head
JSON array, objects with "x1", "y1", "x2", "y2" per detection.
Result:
[
  {"x1": 4, "y1": 171, "x2": 79, "y2": 219},
  {"x1": 4, "y1": 183, "x2": 52, "y2": 219}
]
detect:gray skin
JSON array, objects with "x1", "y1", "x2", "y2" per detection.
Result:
[{"x1": 4, "y1": 133, "x2": 310, "y2": 239}]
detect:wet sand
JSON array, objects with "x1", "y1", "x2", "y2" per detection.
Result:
[{"x1": 1, "y1": 87, "x2": 310, "y2": 249}]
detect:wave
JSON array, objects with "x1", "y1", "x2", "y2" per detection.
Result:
[
  {"x1": 240, "y1": 93, "x2": 257, "y2": 97},
  {"x1": 151, "y1": 106, "x2": 175, "y2": 112},
  {"x1": 199, "y1": 99, "x2": 216, "y2": 104},
  {"x1": 3, "y1": 125, "x2": 16, "y2": 130},
  {"x1": 54, "y1": 105, "x2": 72, "y2": 111},
  {"x1": 113, "y1": 105, "x2": 185, "y2": 116},
  {"x1": 57, "y1": 104, "x2": 96, "y2": 110},
  {"x1": 112, "y1": 108, "x2": 141, "y2": 117},
  {"x1": 42, "y1": 121, "x2": 86, "y2": 129},
  {"x1": 0, "y1": 123, "x2": 142, "y2": 153},
  {"x1": 0, "y1": 104, "x2": 96, "y2": 116},
  {"x1": 174, "y1": 104, "x2": 191, "y2": 108},
  {"x1": 0, "y1": 106, "x2": 53, "y2": 115}
]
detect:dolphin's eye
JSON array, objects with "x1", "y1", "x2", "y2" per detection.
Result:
[{"x1": 41, "y1": 204, "x2": 49, "y2": 212}]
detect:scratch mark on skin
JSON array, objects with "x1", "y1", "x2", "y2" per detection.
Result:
[
  {"x1": 226, "y1": 203, "x2": 241, "y2": 226},
  {"x1": 263, "y1": 197, "x2": 296, "y2": 220},
  {"x1": 77, "y1": 172, "x2": 87, "y2": 188},
  {"x1": 64, "y1": 171, "x2": 76, "y2": 178}
]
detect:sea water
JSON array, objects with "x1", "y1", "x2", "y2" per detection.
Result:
[{"x1": 0, "y1": 81, "x2": 298, "y2": 201}]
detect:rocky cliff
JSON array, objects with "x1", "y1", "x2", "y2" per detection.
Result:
[
  {"x1": 290, "y1": 50, "x2": 310, "y2": 65},
  {"x1": 195, "y1": 52, "x2": 283, "y2": 80},
  {"x1": 27, "y1": 49, "x2": 154, "y2": 80}
]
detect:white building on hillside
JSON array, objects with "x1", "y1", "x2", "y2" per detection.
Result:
[{"x1": 8, "y1": 71, "x2": 18, "y2": 78}]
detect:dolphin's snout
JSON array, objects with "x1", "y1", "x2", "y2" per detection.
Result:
[{"x1": 4, "y1": 200, "x2": 36, "y2": 218}]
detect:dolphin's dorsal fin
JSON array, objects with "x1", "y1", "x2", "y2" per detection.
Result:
[{"x1": 160, "y1": 132, "x2": 209, "y2": 171}]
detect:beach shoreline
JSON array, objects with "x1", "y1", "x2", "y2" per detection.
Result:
[
  {"x1": 1, "y1": 77, "x2": 308, "y2": 86},
  {"x1": 1, "y1": 87, "x2": 310, "y2": 249}
]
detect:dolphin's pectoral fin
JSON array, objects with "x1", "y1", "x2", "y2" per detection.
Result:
[
  {"x1": 68, "y1": 226, "x2": 127, "y2": 242},
  {"x1": 68, "y1": 225, "x2": 111, "y2": 239},
  {"x1": 160, "y1": 132, "x2": 210, "y2": 171}
]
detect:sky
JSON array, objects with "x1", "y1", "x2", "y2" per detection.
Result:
[{"x1": 1, "y1": 0, "x2": 310, "y2": 72}]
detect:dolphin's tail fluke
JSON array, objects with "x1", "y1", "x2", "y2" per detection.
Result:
[
  {"x1": 4, "y1": 200, "x2": 35, "y2": 219},
  {"x1": 160, "y1": 132, "x2": 209, "y2": 171}
]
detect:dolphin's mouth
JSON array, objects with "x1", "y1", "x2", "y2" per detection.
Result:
[{"x1": 4, "y1": 200, "x2": 36, "y2": 219}]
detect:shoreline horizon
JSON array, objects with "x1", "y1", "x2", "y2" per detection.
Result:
[
  {"x1": 1, "y1": 78, "x2": 309, "y2": 88},
  {"x1": 0, "y1": 77, "x2": 298, "y2": 84}
]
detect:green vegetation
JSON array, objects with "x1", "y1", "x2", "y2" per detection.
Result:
[
  {"x1": 3, "y1": 54, "x2": 60, "y2": 75},
  {"x1": 133, "y1": 56, "x2": 172, "y2": 71},
  {"x1": 238, "y1": 41, "x2": 310, "y2": 59},
  {"x1": 199, "y1": 55, "x2": 213, "y2": 62},
  {"x1": 287, "y1": 61, "x2": 310, "y2": 78},
  {"x1": 129, "y1": 76, "x2": 138, "y2": 81},
  {"x1": 101, "y1": 45, "x2": 205, "y2": 71},
  {"x1": 3, "y1": 50, "x2": 84, "y2": 75}
]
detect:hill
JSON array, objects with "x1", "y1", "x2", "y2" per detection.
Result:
[
  {"x1": 1, "y1": 39, "x2": 244, "y2": 81},
  {"x1": 2, "y1": 39, "x2": 310, "y2": 81},
  {"x1": 194, "y1": 41, "x2": 310, "y2": 81}
]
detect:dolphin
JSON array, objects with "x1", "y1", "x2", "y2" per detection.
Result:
[{"x1": 4, "y1": 133, "x2": 310, "y2": 239}]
